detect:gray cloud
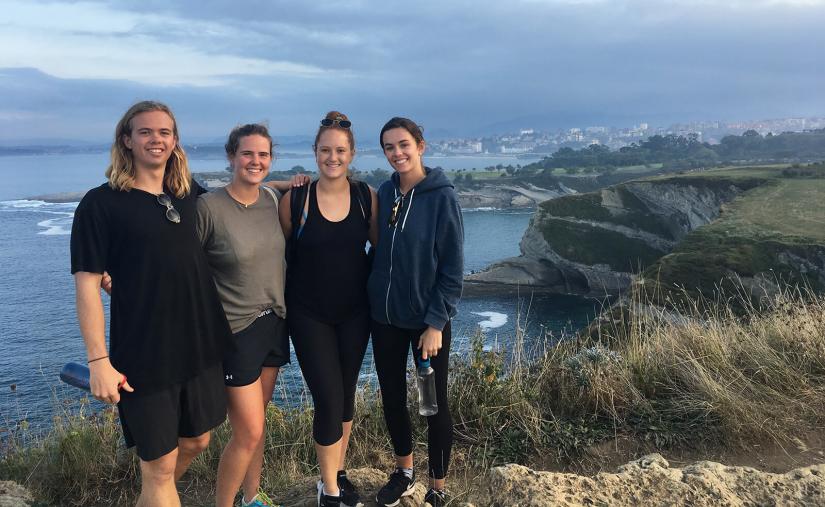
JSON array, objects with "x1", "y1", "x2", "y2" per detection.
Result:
[{"x1": 1, "y1": 0, "x2": 823, "y2": 141}]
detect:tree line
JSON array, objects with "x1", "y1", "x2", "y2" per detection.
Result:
[{"x1": 520, "y1": 128, "x2": 825, "y2": 174}]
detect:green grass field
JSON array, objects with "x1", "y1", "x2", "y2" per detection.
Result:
[
  {"x1": 715, "y1": 178, "x2": 825, "y2": 242},
  {"x1": 543, "y1": 163, "x2": 664, "y2": 177},
  {"x1": 445, "y1": 169, "x2": 507, "y2": 180}
]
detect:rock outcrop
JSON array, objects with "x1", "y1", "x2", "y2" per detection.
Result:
[
  {"x1": 0, "y1": 481, "x2": 33, "y2": 507},
  {"x1": 467, "y1": 176, "x2": 758, "y2": 296},
  {"x1": 456, "y1": 182, "x2": 572, "y2": 209},
  {"x1": 468, "y1": 454, "x2": 825, "y2": 507},
  {"x1": 277, "y1": 455, "x2": 825, "y2": 506}
]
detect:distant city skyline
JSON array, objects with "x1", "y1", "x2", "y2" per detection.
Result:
[
  {"x1": 1, "y1": 0, "x2": 824, "y2": 142},
  {"x1": 5, "y1": 114, "x2": 822, "y2": 161}
]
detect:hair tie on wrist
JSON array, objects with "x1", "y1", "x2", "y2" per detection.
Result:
[{"x1": 88, "y1": 355, "x2": 109, "y2": 363}]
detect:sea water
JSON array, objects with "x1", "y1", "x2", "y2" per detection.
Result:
[{"x1": 0, "y1": 153, "x2": 600, "y2": 434}]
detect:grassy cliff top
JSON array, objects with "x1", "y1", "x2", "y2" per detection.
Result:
[
  {"x1": 713, "y1": 177, "x2": 825, "y2": 243},
  {"x1": 642, "y1": 163, "x2": 825, "y2": 300},
  {"x1": 649, "y1": 164, "x2": 825, "y2": 241},
  {"x1": 531, "y1": 163, "x2": 825, "y2": 298},
  {"x1": 655, "y1": 164, "x2": 825, "y2": 245}
]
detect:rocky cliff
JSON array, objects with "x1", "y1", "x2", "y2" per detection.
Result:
[{"x1": 466, "y1": 174, "x2": 764, "y2": 296}]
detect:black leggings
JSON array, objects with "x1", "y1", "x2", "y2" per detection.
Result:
[
  {"x1": 372, "y1": 320, "x2": 453, "y2": 479},
  {"x1": 289, "y1": 308, "x2": 370, "y2": 446}
]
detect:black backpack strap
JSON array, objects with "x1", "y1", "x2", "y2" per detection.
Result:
[
  {"x1": 354, "y1": 180, "x2": 375, "y2": 266},
  {"x1": 351, "y1": 179, "x2": 371, "y2": 226},
  {"x1": 286, "y1": 183, "x2": 309, "y2": 265},
  {"x1": 290, "y1": 182, "x2": 310, "y2": 239}
]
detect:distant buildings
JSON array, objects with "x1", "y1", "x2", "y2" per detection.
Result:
[{"x1": 426, "y1": 116, "x2": 825, "y2": 157}]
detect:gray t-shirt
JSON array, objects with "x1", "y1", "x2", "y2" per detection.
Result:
[{"x1": 196, "y1": 186, "x2": 286, "y2": 333}]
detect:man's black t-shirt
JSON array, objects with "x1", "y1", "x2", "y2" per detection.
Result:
[{"x1": 70, "y1": 181, "x2": 232, "y2": 392}]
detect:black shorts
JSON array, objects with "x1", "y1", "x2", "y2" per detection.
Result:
[
  {"x1": 117, "y1": 362, "x2": 226, "y2": 462},
  {"x1": 223, "y1": 309, "x2": 290, "y2": 387}
]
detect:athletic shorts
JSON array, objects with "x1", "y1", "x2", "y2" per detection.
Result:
[
  {"x1": 117, "y1": 362, "x2": 226, "y2": 462},
  {"x1": 223, "y1": 309, "x2": 290, "y2": 387}
]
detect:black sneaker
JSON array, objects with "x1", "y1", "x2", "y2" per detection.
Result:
[
  {"x1": 375, "y1": 468, "x2": 415, "y2": 506},
  {"x1": 424, "y1": 488, "x2": 447, "y2": 507},
  {"x1": 337, "y1": 471, "x2": 363, "y2": 507},
  {"x1": 317, "y1": 480, "x2": 342, "y2": 507}
]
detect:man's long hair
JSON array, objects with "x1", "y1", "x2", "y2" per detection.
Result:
[{"x1": 106, "y1": 101, "x2": 191, "y2": 198}]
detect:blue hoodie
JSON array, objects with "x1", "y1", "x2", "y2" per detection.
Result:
[{"x1": 368, "y1": 167, "x2": 464, "y2": 331}]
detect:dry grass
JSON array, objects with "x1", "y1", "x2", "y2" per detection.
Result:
[{"x1": 2, "y1": 286, "x2": 825, "y2": 505}]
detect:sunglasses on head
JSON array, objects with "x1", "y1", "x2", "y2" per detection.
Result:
[
  {"x1": 320, "y1": 116, "x2": 352, "y2": 129},
  {"x1": 157, "y1": 193, "x2": 181, "y2": 223}
]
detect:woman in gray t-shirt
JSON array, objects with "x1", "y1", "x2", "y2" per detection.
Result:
[{"x1": 196, "y1": 124, "x2": 300, "y2": 507}]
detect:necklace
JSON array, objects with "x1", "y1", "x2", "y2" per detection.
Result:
[{"x1": 225, "y1": 185, "x2": 258, "y2": 208}]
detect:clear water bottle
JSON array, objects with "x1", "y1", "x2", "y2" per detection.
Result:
[
  {"x1": 416, "y1": 357, "x2": 438, "y2": 416},
  {"x1": 59, "y1": 362, "x2": 90, "y2": 391}
]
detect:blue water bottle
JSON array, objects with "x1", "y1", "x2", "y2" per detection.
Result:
[
  {"x1": 59, "y1": 362, "x2": 91, "y2": 392},
  {"x1": 416, "y1": 357, "x2": 438, "y2": 416}
]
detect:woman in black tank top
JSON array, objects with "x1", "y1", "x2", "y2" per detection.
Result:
[
  {"x1": 278, "y1": 111, "x2": 378, "y2": 507},
  {"x1": 286, "y1": 180, "x2": 370, "y2": 324}
]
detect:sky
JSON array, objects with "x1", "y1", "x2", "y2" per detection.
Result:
[{"x1": 0, "y1": 0, "x2": 823, "y2": 143}]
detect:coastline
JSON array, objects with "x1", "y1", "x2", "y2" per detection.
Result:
[{"x1": 23, "y1": 191, "x2": 87, "y2": 203}]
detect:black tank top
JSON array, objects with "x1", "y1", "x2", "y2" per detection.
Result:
[{"x1": 286, "y1": 181, "x2": 370, "y2": 324}]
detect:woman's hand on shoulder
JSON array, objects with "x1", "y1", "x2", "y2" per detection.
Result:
[
  {"x1": 418, "y1": 326, "x2": 443, "y2": 360},
  {"x1": 265, "y1": 174, "x2": 310, "y2": 193},
  {"x1": 290, "y1": 173, "x2": 311, "y2": 187}
]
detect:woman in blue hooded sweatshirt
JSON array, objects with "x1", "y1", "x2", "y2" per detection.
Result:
[{"x1": 367, "y1": 117, "x2": 463, "y2": 507}]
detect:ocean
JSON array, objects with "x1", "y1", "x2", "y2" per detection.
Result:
[{"x1": 0, "y1": 152, "x2": 601, "y2": 435}]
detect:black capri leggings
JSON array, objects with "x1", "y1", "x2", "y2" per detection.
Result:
[
  {"x1": 289, "y1": 308, "x2": 370, "y2": 446},
  {"x1": 372, "y1": 320, "x2": 453, "y2": 479}
]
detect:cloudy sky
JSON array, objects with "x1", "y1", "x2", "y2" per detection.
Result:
[{"x1": 0, "y1": 0, "x2": 823, "y2": 143}]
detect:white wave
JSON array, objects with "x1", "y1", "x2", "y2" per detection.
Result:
[
  {"x1": 471, "y1": 311, "x2": 508, "y2": 330},
  {"x1": 0, "y1": 199, "x2": 49, "y2": 208},
  {"x1": 463, "y1": 207, "x2": 536, "y2": 214},
  {"x1": 0, "y1": 200, "x2": 78, "y2": 211},
  {"x1": 37, "y1": 214, "x2": 74, "y2": 235},
  {"x1": 463, "y1": 206, "x2": 501, "y2": 212},
  {"x1": 36, "y1": 209, "x2": 77, "y2": 215}
]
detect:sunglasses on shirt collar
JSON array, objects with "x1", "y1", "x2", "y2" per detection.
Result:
[
  {"x1": 157, "y1": 193, "x2": 181, "y2": 223},
  {"x1": 389, "y1": 193, "x2": 404, "y2": 228}
]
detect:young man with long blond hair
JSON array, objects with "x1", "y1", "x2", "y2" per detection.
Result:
[{"x1": 71, "y1": 101, "x2": 232, "y2": 506}]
